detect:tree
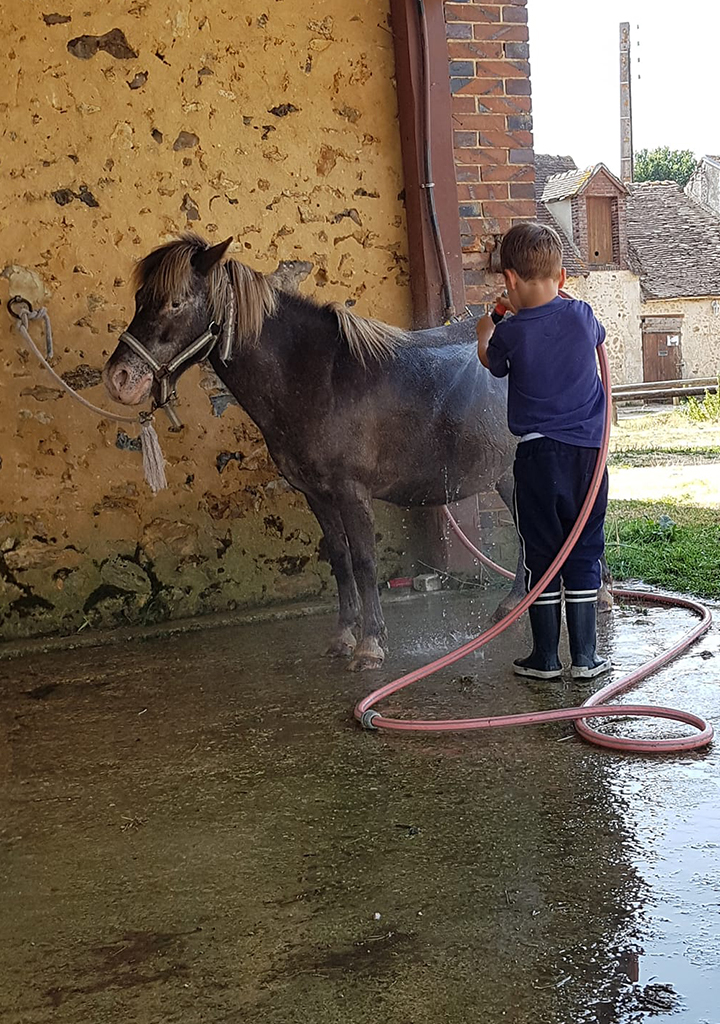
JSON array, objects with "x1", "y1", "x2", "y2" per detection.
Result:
[{"x1": 634, "y1": 147, "x2": 698, "y2": 188}]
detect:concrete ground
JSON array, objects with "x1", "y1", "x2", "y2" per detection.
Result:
[{"x1": 1, "y1": 590, "x2": 719, "y2": 1024}]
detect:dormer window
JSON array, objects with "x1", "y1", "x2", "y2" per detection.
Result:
[
  {"x1": 540, "y1": 163, "x2": 628, "y2": 272},
  {"x1": 587, "y1": 196, "x2": 615, "y2": 264}
]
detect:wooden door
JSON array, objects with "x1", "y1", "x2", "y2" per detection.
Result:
[
  {"x1": 642, "y1": 332, "x2": 683, "y2": 382},
  {"x1": 587, "y1": 197, "x2": 614, "y2": 264}
]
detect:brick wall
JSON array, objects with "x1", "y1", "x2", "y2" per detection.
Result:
[{"x1": 445, "y1": 0, "x2": 536, "y2": 311}]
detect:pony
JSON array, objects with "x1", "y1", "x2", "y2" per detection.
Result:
[{"x1": 103, "y1": 234, "x2": 527, "y2": 669}]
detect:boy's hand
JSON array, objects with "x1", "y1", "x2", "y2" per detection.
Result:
[
  {"x1": 496, "y1": 291, "x2": 517, "y2": 315},
  {"x1": 476, "y1": 314, "x2": 494, "y2": 369}
]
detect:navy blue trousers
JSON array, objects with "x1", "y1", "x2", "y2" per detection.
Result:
[{"x1": 513, "y1": 437, "x2": 608, "y2": 595}]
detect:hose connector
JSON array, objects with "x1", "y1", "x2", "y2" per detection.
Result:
[{"x1": 359, "y1": 709, "x2": 381, "y2": 730}]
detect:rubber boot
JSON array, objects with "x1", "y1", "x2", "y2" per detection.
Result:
[
  {"x1": 565, "y1": 593, "x2": 611, "y2": 679},
  {"x1": 513, "y1": 598, "x2": 562, "y2": 680}
]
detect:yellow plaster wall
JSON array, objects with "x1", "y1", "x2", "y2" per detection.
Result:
[{"x1": 0, "y1": 1, "x2": 415, "y2": 640}]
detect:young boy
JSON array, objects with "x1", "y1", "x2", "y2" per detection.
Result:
[{"x1": 476, "y1": 221, "x2": 609, "y2": 680}]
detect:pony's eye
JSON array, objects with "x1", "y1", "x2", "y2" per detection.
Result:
[{"x1": 171, "y1": 301, "x2": 181, "y2": 309}]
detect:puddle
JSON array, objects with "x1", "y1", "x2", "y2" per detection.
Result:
[{"x1": 0, "y1": 589, "x2": 718, "y2": 1023}]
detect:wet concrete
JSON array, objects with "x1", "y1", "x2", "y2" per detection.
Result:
[{"x1": 1, "y1": 589, "x2": 719, "y2": 1024}]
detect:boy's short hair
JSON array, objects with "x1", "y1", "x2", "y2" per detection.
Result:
[{"x1": 500, "y1": 222, "x2": 563, "y2": 280}]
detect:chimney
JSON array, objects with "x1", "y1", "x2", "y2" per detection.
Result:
[{"x1": 619, "y1": 22, "x2": 634, "y2": 183}]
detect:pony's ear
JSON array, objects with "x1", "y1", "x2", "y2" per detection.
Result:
[{"x1": 192, "y1": 237, "x2": 234, "y2": 275}]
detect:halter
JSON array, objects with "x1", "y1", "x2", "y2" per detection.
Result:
[{"x1": 118, "y1": 320, "x2": 224, "y2": 427}]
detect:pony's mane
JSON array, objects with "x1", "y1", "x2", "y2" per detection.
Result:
[{"x1": 134, "y1": 233, "x2": 406, "y2": 365}]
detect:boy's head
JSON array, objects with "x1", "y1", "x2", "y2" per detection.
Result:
[{"x1": 499, "y1": 222, "x2": 565, "y2": 309}]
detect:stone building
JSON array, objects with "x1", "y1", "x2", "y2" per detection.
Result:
[
  {"x1": 686, "y1": 154, "x2": 720, "y2": 217},
  {"x1": 0, "y1": 1, "x2": 535, "y2": 640},
  {"x1": 536, "y1": 155, "x2": 720, "y2": 385}
]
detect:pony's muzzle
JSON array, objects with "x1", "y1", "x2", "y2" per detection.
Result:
[{"x1": 102, "y1": 359, "x2": 154, "y2": 406}]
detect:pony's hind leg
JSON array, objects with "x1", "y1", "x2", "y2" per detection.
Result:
[
  {"x1": 492, "y1": 468, "x2": 526, "y2": 619},
  {"x1": 307, "y1": 495, "x2": 361, "y2": 657},
  {"x1": 337, "y1": 491, "x2": 386, "y2": 671}
]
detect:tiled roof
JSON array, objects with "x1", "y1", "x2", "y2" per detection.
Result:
[
  {"x1": 626, "y1": 180, "x2": 720, "y2": 299},
  {"x1": 534, "y1": 154, "x2": 587, "y2": 276},
  {"x1": 541, "y1": 166, "x2": 593, "y2": 202},
  {"x1": 540, "y1": 162, "x2": 627, "y2": 203},
  {"x1": 534, "y1": 154, "x2": 577, "y2": 194}
]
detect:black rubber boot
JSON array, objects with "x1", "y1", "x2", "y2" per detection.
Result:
[
  {"x1": 513, "y1": 598, "x2": 563, "y2": 680},
  {"x1": 565, "y1": 593, "x2": 611, "y2": 679}
]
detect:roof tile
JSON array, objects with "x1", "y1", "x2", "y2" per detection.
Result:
[{"x1": 626, "y1": 181, "x2": 720, "y2": 299}]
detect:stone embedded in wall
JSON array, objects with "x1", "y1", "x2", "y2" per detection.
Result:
[
  {"x1": 268, "y1": 104, "x2": 299, "y2": 117},
  {"x1": 116, "y1": 431, "x2": 142, "y2": 453},
  {"x1": 297, "y1": 205, "x2": 323, "y2": 225},
  {"x1": 51, "y1": 185, "x2": 99, "y2": 207},
  {"x1": 173, "y1": 131, "x2": 199, "y2": 151},
  {"x1": 335, "y1": 105, "x2": 361, "y2": 123},
  {"x1": 181, "y1": 194, "x2": 200, "y2": 221},
  {"x1": 60, "y1": 364, "x2": 102, "y2": 390},
  {"x1": 4, "y1": 539, "x2": 60, "y2": 573},
  {"x1": 51, "y1": 189, "x2": 74, "y2": 206},
  {"x1": 209, "y1": 394, "x2": 239, "y2": 417},
  {"x1": 216, "y1": 451, "x2": 244, "y2": 474},
  {"x1": 100, "y1": 556, "x2": 152, "y2": 599},
  {"x1": 67, "y1": 28, "x2": 138, "y2": 61},
  {"x1": 43, "y1": 13, "x2": 72, "y2": 25},
  {"x1": 267, "y1": 259, "x2": 313, "y2": 292},
  {"x1": 1, "y1": 264, "x2": 48, "y2": 308},
  {"x1": 330, "y1": 209, "x2": 361, "y2": 225},
  {"x1": 142, "y1": 519, "x2": 199, "y2": 559},
  {"x1": 316, "y1": 145, "x2": 337, "y2": 177},
  {"x1": 128, "y1": 71, "x2": 148, "y2": 90},
  {"x1": 20, "y1": 385, "x2": 64, "y2": 402}
]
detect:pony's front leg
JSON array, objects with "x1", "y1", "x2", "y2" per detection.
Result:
[
  {"x1": 306, "y1": 495, "x2": 362, "y2": 658},
  {"x1": 338, "y1": 493, "x2": 386, "y2": 671}
]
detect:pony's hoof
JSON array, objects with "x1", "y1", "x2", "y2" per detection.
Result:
[
  {"x1": 598, "y1": 585, "x2": 614, "y2": 615},
  {"x1": 325, "y1": 628, "x2": 357, "y2": 659},
  {"x1": 493, "y1": 594, "x2": 522, "y2": 622},
  {"x1": 348, "y1": 638, "x2": 385, "y2": 672}
]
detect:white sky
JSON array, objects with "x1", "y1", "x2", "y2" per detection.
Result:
[{"x1": 528, "y1": 0, "x2": 720, "y2": 174}]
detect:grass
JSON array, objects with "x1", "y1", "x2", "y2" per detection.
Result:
[
  {"x1": 605, "y1": 403, "x2": 720, "y2": 597},
  {"x1": 610, "y1": 405, "x2": 720, "y2": 459},
  {"x1": 606, "y1": 500, "x2": 720, "y2": 598}
]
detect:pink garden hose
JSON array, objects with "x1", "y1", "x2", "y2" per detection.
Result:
[{"x1": 355, "y1": 344, "x2": 714, "y2": 754}]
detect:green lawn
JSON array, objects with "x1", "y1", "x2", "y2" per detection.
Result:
[
  {"x1": 606, "y1": 403, "x2": 720, "y2": 598},
  {"x1": 606, "y1": 501, "x2": 719, "y2": 599}
]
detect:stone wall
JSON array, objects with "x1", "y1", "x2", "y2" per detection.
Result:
[
  {"x1": 641, "y1": 296, "x2": 720, "y2": 379},
  {"x1": 0, "y1": 1, "x2": 417, "y2": 641},
  {"x1": 568, "y1": 270, "x2": 643, "y2": 385},
  {"x1": 686, "y1": 157, "x2": 720, "y2": 219},
  {"x1": 569, "y1": 272, "x2": 720, "y2": 384}
]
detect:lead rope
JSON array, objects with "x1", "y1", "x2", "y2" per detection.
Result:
[{"x1": 11, "y1": 302, "x2": 167, "y2": 493}]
